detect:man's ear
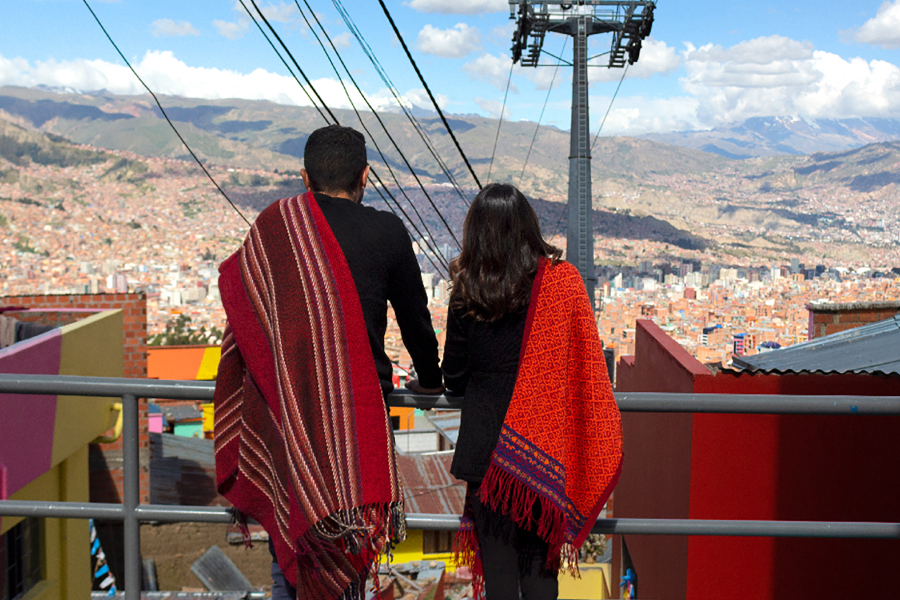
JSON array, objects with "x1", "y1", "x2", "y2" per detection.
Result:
[
  {"x1": 300, "y1": 168, "x2": 312, "y2": 192},
  {"x1": 359, "y1": 165, "x2": 370, "y2": 190}
]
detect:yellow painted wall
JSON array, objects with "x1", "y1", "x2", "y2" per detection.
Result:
[
  {"x1": 391, "y1": 531, "x2": 610, "y2": 600},
  {"x1": 558, "y1": 563, "x2": 612, "y2": 600},
  {"x1": 390, "y1": 529, "x2": 456, "y2": 567},
  {"x1": 1, "y1": 310, "x2": 124, "y2": 600},
  {"x1": 4, "y1": 446, "x2": 91, "y2": 600},
  {"x1": 53, "y1": 310, "x2": 124, "y2": 465}
]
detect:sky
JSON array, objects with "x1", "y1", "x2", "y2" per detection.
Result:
[{"x1": 1, "y1": 0, "x2": 900, "y2": 135}]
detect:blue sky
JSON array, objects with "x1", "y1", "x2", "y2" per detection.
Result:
[{"x1": 2, "y1": 0, "x2": 900, "y2": 134}]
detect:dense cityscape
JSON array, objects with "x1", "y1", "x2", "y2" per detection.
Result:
[{"x1": 2, "y1": 144, "x2": 898, "y2": 372}]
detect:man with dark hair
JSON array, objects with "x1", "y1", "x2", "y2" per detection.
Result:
[
  {"x1": 214, "y1": 124, "x2": 443, "y2": 600},
  {"x1": 300, "y1": 124, "x2": 443, "y2": 400}
]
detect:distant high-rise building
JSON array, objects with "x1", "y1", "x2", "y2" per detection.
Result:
[
  {"x1": 733, "y1": 333, "x2": 746, "y2": 356},
  {"x1": 790, "y1": 258, "x2": 800, "y2": 274}
]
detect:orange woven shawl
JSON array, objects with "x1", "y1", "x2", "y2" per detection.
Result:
[{"x1": 456, "y1": 259, "x2": 623, "y2": 587}]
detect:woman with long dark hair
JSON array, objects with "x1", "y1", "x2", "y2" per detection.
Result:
[{"x1": 443, "y1": 184, "x2": 622, "y2": 600}]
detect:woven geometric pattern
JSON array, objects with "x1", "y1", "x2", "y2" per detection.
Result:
[
  {"x1": 214, "y1": 191, "x2": 402, "y2": 600},
  {"x1": 457, "y1": 259, "x2": 622, "y2": 592}
]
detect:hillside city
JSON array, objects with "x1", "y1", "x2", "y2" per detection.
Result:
[{"x1": 2, "y1": 144, "x2": 898, "y2": 372}]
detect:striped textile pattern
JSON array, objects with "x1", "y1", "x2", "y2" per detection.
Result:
[
  {"x1": 214, "y1": 191, "x2": 404, "y2": 600},
  {"x1": 455, "y1": 259, "x2": 623, "y2": 598}
]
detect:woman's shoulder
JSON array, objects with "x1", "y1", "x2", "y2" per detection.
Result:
[{"x1": 546, "y1": 259, "x2": 580, "y2": 281}]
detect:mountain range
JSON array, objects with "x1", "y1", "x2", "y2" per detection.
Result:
[
  {"x1": 1, "y1": 85, "x2": 899, "y2": 266},
  {"x1": 642, "y1": 116, "x2": 900, "y2": 159}
]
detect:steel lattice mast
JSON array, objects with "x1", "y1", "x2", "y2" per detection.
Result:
[{"x1": 510, "y1": 0, "x2": 655, "y2": 308}]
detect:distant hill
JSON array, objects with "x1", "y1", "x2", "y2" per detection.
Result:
[
  {"x1": 0, "y1": 85, "x2": 725, "y2": 200},
  {"x1": 643, "y1": 116, "x2": 900, "y2": 159},
  {"x1": 3, "y1": 86, "x2": 899, "y2": 265}
]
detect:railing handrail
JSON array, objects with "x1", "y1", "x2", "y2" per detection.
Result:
[
  {"x1": 1, "y1": 373, "x2": 899, "y2": 415},
  {"x1": 2, "y1": 373, "x2": 900, "y2": 599}
]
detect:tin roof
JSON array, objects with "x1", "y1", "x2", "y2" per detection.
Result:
[
  {"x1": 733, "y1": 313, "x2": 900, "y2": 376},
  {"x1": 426, "y1": 411, "x2": 460, "y2": 447},
  {"x1": 395, "y1": 451, "x2": 465, "y2": 515}
]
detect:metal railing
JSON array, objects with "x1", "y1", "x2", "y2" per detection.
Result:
[{"x1": 1, "y1": 373, "x2": 899, "y2": 599}]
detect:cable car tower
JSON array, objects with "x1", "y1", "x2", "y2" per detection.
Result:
[{"x1": 510, "y1": 1, "x2": 655, "y2": 307}]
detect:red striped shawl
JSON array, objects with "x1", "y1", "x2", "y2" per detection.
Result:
[
  {"x1": 214, "y1": 191, "x2": 404, "y2": 599},
  {"x1": 455, "y1": 259, "x2": 623, "y2": 596}
]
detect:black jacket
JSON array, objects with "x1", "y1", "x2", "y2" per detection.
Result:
[
  {"x1": 316, "y1": 192, "x2": 442, "y2": 396},
  {"x1": 441, "y1": 305, "x2": 529, "y2": 482}
]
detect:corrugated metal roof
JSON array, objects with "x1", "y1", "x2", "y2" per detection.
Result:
[
  {"x1": 426, "y1": 411, "x2": 460, "y2": 446},
  {"x1": 733, "y1": 314, "x2": 900, "y2": 376},
  {"x1": 395, "y1": 451, "x2": 465, "y2": 515}
]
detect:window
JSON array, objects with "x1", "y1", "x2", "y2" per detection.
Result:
[
  {"x1": 422, "y1": 530, "x2": 453, "y2": 555},
  {"x1": 1, "y1": 518, "x2": 42, "y2": 600}
]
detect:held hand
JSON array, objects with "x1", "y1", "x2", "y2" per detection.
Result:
[{"x1": 405, "y1": 378, "x2": 445, "y2": 395}]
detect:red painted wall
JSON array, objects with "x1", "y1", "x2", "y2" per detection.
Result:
[
  {"x1": 616, "y1": 319, "x2": 900, "y2": 600},
  {"x1": 612, "y1": 320, "x2": 703, "y2": 599}
]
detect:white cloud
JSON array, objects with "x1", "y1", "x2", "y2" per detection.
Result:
[
  {"x1": 591, "y1": 38, "x2": 681, "y2": 82},
  {"x1": 678, "y1": 35, "x2": 900, "y2": 126},
  {"x1": 213, "y1": 19, "x2": 248, "y2": 40},
  {"x1": 251, "y1": 1, "x2": 298, "y2": 23},
  {"x1": 150, "y1": 19, "x2": 200, "y2": 38},
  {"x1": 406, "y1": 0, "x2": 508, "y2": 15},
  {"x1": 0, "y1": 51, "x2": 414, "y2": 114},
  {"x1": 591, "y1": 96, "x2": 702, "y2": 136},
  {"x1": 848, "y1": 0, "x2": 900, "y2": 49},
  {"x1": 417, "y1": 24, "x2": 481, "y2": 58},
  {"x1": 215, "y1": 2, "x2": 300, "y2": 40},
  {"x1": 475, "y1": 97, "x2": 508, "y2": 119},
  {"x1": 463, "y1": 53, "x2": 518, "y2": 92},
  {"x1": 332, "y1": 32, "x2": 352, "y2": 49},
  {"x1": 490, "y1": 22, "x2": 515, "y2": 44}
]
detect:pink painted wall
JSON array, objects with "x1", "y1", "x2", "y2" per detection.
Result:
[{"x1": 0, "y1": 330, "x2": 61, "y2": 499}]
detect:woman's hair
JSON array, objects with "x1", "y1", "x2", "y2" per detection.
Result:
[{"x1": 449, "y1": 183, "x2": 561, "y2": 321}]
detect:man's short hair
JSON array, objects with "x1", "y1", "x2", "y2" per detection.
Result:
[{"x1": 303, "y1": 125, "x2": 368, "y2": 195}]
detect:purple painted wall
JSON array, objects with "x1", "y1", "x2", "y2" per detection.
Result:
[{"x1": 0, "y1": 329, "x2": 62, "y2": 499}]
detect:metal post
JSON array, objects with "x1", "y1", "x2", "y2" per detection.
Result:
[
  {"x1": 566, "y1": 15, "x2": 595, "y2": 307},
  {"x1": 122, "y1": 393, "x2": 140, "y2": 600}
]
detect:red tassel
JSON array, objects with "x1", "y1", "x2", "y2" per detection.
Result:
[{"x1": 477, "y1": 464, "x2": 572, "y2": 573}]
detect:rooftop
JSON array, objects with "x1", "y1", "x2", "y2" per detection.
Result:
[{"x1": 733, "y1": 313, "x2": 900, "y2": 376}]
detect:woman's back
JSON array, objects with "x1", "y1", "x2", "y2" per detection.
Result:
[{"x1": 443, "y1": 304, "x2": 529, "y2": 483}]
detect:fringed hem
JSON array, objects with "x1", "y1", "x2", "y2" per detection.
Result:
[
  {"x1": 454, "y1": 525, "x2": 484, "y2": 599},
  {"x1": 228, "y1": 507, "x2": 253, "y2": 548},
  {"x1": 279, "y1": 500, "x2": 405, "y2": 599},
  {"x1": 477, "y1": 463, "x2": 580, "y2": 576},
  {"x1": 453, "y1": 497, "x2": 485, "y2": 600}
]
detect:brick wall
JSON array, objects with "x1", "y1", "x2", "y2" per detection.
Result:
[
  {"x1": 0, "y1": 293, "x2": 149, "y2": 503},
  {"x1": 807, "y1": 301, "x2": 900, "y2": 340}
]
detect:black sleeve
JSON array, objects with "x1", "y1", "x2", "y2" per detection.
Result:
[
  {"x1": 441, "y1": 306, "x2": 470, "y2": 394},
  {"x1": 387, "y1": 223, "x2": 443, "y2": 389}
]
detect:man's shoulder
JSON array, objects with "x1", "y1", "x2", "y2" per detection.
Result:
[
  {"x1": 356, "y1": 202, "x2": 409, "y2": 239},
  {"x1": 358, "y1": 202, "x2": 404, "y2": 225}
]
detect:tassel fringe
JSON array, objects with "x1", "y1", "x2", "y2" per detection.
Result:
[{"x1": 477, "y1": 464, "x2": 581, "y2": 577}]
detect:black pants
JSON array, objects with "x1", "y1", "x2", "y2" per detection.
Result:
[
  {"x1": 470, "y1": 484, "x2": 559, "y2": 600},
  {"x1": 269, "y1": 539, "x2": 298, "y2": 600}
]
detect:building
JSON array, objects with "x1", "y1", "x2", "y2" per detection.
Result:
[
  {"x1": 0, "y1": 309, "x2": 125, "y2": 600},
  {"x1": 613, "y1": 315, "x2": 900, "y2": 599}
]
